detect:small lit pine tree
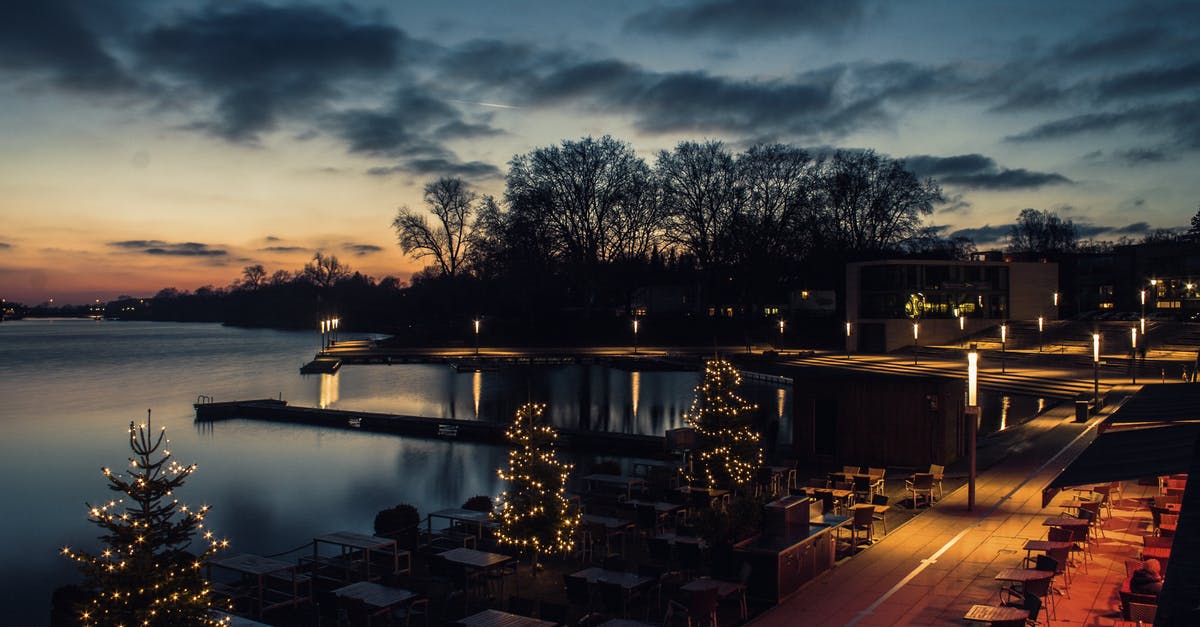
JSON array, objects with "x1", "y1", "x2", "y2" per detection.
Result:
[
  {"x1": 62, "y1": 412, "x2": 228, "y2": 626},
  {"x1": 683, "y1": 358, "x2": 764, "y2": 492},
  {"x1": 495, "y1": 403, "x2": 580, "y2": 569}
]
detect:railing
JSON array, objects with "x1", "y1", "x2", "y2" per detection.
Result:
[{"x1": 196, "y1": 394, "x2": 214, "y2": 404}]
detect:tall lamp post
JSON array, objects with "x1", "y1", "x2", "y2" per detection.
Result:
[
  {"x1": 473, "y1": 319, "x2": 480, "y2": 357},
  {"x1": 959, "y1": 314, "x2": 966, "y2": 347},
  {"x1": 966, "y1": 347, "x2": 979, "y2": 511},
  {"x1": 845, "y1": 321, "x2": 852, "y2": 360},
  {"x1": 1037, "y1": 316, "x2": 1044, "y2": 352},
  {"x1": 913, "y1": 322, "x2": 920, "y2": 366},
  {"x1": 1131, "y1": 326, "x2": 1138, "y2": 384},
  {"x1": 1000, "y1": 323, "x2": 1007, "y2": 374},
  {"x1": 633, "y1": 318, "x2": 640, "y2": 355},
  {"x1": 319, "y1": 319, "x2": 327, "y2": 350},
  {"x1": 777, "y1": 318, "x2": 784, "y2": 350},
  {"x1": 1093, "y1": 332, "x2": 1101, "y2": 408}
]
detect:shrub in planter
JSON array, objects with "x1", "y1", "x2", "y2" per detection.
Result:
[
  {"x1": 374, "y1": 503, "x2": 421, "y2": 550},
  {"x1": 462, "y1": 495, "x2": 495, "y2": 514}
]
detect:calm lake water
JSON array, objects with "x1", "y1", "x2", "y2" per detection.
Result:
[{"x1": 0, "y1": 319, "x2": 793, "y2": 622}]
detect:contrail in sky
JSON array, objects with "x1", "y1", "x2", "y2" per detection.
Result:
[{"x1": 450, "y1": 99, "x2": 520, "y2": 110}]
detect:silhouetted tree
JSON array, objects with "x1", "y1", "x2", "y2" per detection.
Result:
[
  {"x1": 301, "y1": 252, "x2": 351, "y2": 289},
  {"x1": 239, "y1": 264, "x2": 266, "y2": 290},
  {"x1": 1006, "y1": 208, "x2": 1078, "y2": 255},
  {"x1": 657, "y1": 140, "x2": 743, "y2": 270},
  {"x1": 392, "y1": 177, "x2": 479, "y2": 277},
  {"x1": 1189, "y1": 205, "x2": 1200, "y2": 239},
  {"x1": 817, "y1": 150, "x2": 942, "y2": 253}
]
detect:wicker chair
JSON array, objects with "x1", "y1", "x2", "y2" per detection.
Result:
[{"x1": 905, "y1": 473, "x2": 935, "y2": 508}]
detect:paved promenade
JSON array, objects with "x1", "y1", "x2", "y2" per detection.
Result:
[{"x1": 753, "y1": 399, "x2": 1132, "y2": 626}]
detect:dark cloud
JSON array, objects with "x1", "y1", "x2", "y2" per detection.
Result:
[
  {"x1": 367, "y1": 157, "x2": 501, "y2": 180},
  {"x1": 948, "y1": 225, "x2": 1011, "y2": 245},
  {"x1": 0, "y1": 0, "x2": 133, "y2": 91},
  {"x1": 1114, "y1": 222, "x2": 1151, "y2": 234},
  {"x1": 904, "y1": 154, "x2": 1071, "y2": 190},
  {"x1": 0, "y1": 241, "x2": 11, "y2": 249},
  {"x1": 260, "y1": 246, "x2": 307, "y2": 253},
  {"x1": 1096, "y1": 61, "x2": 1200, "y2": 101},
  {"x1": 1075, "y1": 223, "x2": 1112, "y2": 239},
  {"x1": 624, "y1": 0, "x2": 868, "y2": 40},
  {"x1": 1116, "y1": 147, "x2": 1174, "y2": 165},
  {"x1": 1007, "y1": 100, "x2": 1200, "y2": 148},
  {"x1": 264, "y1": 235, "x2": 281, "y2": 242},
  {"x1": 1052, "y1": 26, "x2": 1169, "y2": 66},
  {"x1": 108, "y1": 240, "x2": 226, "y2": 256},
  {"x1": 343, "y1": 243, "x2": 383, "y2": 256},
  {"x1": 137, "y1": 3, "x2": 402, "y2": 143}
]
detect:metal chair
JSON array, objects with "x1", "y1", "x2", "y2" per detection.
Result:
[
  {"x1": 871, "y1": 493, "x2": 890, "y2": 535},
  {"x1": 928, "y1": 464, "x2": 945, "y2": 499},
  {"x1": 665, "y1": 585, "x2": 718, "y2": 627},
  {"x1": 849, "y1": 505, "x2": 874, "y2": 553},
  {"x1": 1128, "y1": 600, "x2": 1157, "y2": 623}
]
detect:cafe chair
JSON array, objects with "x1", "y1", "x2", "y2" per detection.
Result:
[
  {"x1": 391, "y1": 597, "x2": 430, "y2": 627},
  {"x1": 1128, "y1": 601, "x2": 1157, "y2": 623},
  {"x1": 665, "y1": 585, "x2": 718, "y2": 627},
  {"x1": 928, "y1": 464, "x2": 945, "y2": 499},
  {"x1": 998, "y1": 589, "x2": 1043, "y2": 627},
  {"x1": 905, "y1": 473, "x2": 935, "y2": 508},
  {"x1": 849, "y1": 505, "x2": 875, "y2": 553},
  {"x1": 871, "y1": 493, "x2": 890, "y2": 536}
]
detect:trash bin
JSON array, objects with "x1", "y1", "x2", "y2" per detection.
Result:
[{"x1": 1075, "y1": 400, "x2": 1090, "y2": 422}]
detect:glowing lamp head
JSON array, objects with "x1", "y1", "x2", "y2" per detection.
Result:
[
  {"x1": 1053, "y1": 292, "x2": 1059, "y2": 306},
  {"x1": 845, "y1": 322, "x2": 851, "y2": 336},
  {"x1": 1038, "y1": 316, "x2": 1044, "y2": 332},
  {"x1": 967, "y1": 350, "x2": 978, "y2": 406},
  {"x1": 1001, "y1": 324, "x2": 1007, "y2": 343},
  {"x1": 1131, "y1": 326, "x2": 1137, "y2": 348},
  {"x1": 1093, "y1": 333, "x2": 1100, "y2": 363},
  {"x1": 913, "y1": 322, "x2": 919, "y2": 340},
  {"x1": 474, "y1": 319, "x2": 480, "y2": 334}
]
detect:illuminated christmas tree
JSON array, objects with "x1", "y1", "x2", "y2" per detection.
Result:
[
  {"x1": 62, "y1": 412, "x2": 228, "y2": 626},
  {"x1": 495, "y1": 403, "x2": 580, "y2": 566},
  {"x1": 684, "y1": 358, "x2": 764, "y2": 491}
]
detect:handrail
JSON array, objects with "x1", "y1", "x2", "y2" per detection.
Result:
[{"x1": 196, "y1": 394, "x2": 213, "y2": 404}]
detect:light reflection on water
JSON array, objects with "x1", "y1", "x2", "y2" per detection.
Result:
[{"x1": 0, "y1": 319, "x2": 790, "y2": 623}]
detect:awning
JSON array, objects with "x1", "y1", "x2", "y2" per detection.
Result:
[
  {"x1": 1041, "y1": 423, "x2": 1200, "y2": 507},
  {"x1": 1104, "y1": 382, "x2": 1200, "y2": 428}
]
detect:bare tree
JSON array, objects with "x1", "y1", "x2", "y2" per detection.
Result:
[
  {"x1": 301, "y1": 252, "x2": 351, "y2": 289},
  {"x1": 656, "y1": 140, "x2": 743, "y2": 269},
  {"x1": 1006, "y1": 208, "x2": 1078, "y2": 254},
  {"x1": 392, "y1": 177, "x2": 478, "y2": 277},
  {"x1": 506, "y1": 136, "x2": 662, "y2": 269},
  {"x1": 239, "y1": 264, "x2": 266, "y2": 290},
  {"x1": 817, "y1": 150, "x2": 942, "y2": 253},
  {"x1": 734, "y1": 143, "x2": 817, "y2": 263}
]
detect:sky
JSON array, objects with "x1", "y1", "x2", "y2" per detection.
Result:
[{"x1": 2, "y1": 0, "x2": 1199, "y2": 305}]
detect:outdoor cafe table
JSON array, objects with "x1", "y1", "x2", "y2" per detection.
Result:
[
  {"x1": 994, "y1": 568, "x2": 1054, "y2": 589},
  {"x1": 1142, "y1": 542, "x2": 1172, "y2": 561},
  {"x1": 206, "y1": 553, "x2": 306, "y2": 617},
  {"x1": 333, "y1": 581, "x2": 416, "y2": 625},
  {"x1": 458, "y1": 608, "x2": 555, "y2": 626},
  {"x1": 678, "y1": 486, "x2": 731, "y2": 510},
  {"x1": 682, "y1": 578, "x2": 748, "y2": 619},
  {"x1": 428, "y1": 507, "x2": 496, "y2": 541},
  {"x1": 626, "y1": 499, "x2": 684, "y2": 515},
  {"x1": 812, "y1": 488, "x2": 855, "y2": 514},
  {"x1": 1022, "y1": 539, "x2": 1074, "y2": 560},
  {"x1": 1042, "y1": 517, "x2": 1089, "y2": 531},
  {"x1": 963, "y1": 604, "x2": 1030, "y2": 624},
  {"x1": 585, "y1": 473, "x2": 646, "y2": 499},
  {"x1": 582, "y1": 513, "x2": 637, "y2": 555},
  {"x1": 309, "y1": 530, "x2": 410, "y2": 583},
  {"x1": 438, "y1": 547, "x2": 518, "y2": 596},
  {"x1": 569, "y1": 567, "x2": 654, "y2": 592}
]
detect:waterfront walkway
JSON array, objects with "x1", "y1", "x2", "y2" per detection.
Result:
[{"x1": 752, "y1": 397, "x2": 1133, "y2": 626}]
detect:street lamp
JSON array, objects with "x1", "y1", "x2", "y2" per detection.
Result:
[
  {"x1": 845, "y1": 321, "x2": 852, "y2": 360},
  {"x1": 319, "y1": 319, "x2": 327, "y2": 350},
  {"x1": 966, "y1": 347, "x2": 979, "y2": 511},
  {"x1": 1000, "y1": 323, "x2": 1007, "y2": 374},
  {"x1": 959, "y1": 314, "x2": 966, "y2": 347},
  {"x1": 1131, "y1": 325, "x2": 1138, "y2": 384},
  {"x1": 1093, "y1": 332, "x2": 1101, "y2": 408},
  {"x1": 1037, "y1": 316, "x2": 1044, "y2": 352},
  {"x1": 474, "y1": 319, "x2": 480, "y2": 357},
  {"x1": 913, "y1": 322, "x2": 920, "y2": 366},
  {"x1": 633, "y1": 318, "x2": 640, "y2": 355},
  {"x1": 777, "y1": 318, "x2": 784, "y2": 350}
]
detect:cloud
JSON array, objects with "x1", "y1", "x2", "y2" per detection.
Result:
[
  {"x1": 1007, "y1": 100, "x2": 1200, "y2": 150},
  {"x1": 904, "y1": 154, "x2": 1071, "y2": 190},
  {"x1": 624, "y1": 0, "x2": 868, "y2": 40},
  {"x1": 0, "y1": 0, "x2": 133, "y2": 91},
  {"x1": 108, "y1": 240, "x2": 227, "y2": 256},
  {"x1": 260, "y1": 245, "x2": 307, "y2": 253},
  {"x1": 0, "y1": 241, "x2": 11, "y2": 249},
  {"x1": 1096, "y1": 61, "x2": 1200, "y2": 101},
  {"x1": 367, "y1": 158, "x2": 501, "y2": 180},
  {"x1": 948, "y1": 225, "x2": 1011, "y2": 245},
  {"x1": 137, "y1": 3, "x2": 402, "y2": 143},
  {"x1": 343, "y1": 243, "x2": 383, "y2": 256},
  {"x1": 1113, "y1": 222, "x2": 1151, "y2": 234},
  {"x1": 1074, "y1": 223, "x2": 1112, "y2": 239}
]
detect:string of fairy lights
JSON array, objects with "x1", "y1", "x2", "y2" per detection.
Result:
[
  {"x1": 683, "y1": 359, "x2": 764, "y2": 491},
  {"x1": 61, "y1": 414, "x2": 229, "y2": 626},
  {"x1": 495, "y1": 403, "x2": 581, "y2": 557}
]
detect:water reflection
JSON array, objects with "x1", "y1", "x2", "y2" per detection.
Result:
[
  {"x1": 631, "y1": 371, "x2": 641, "y2": 420},
  {"x1": 319, "y1": 373, "x2": 339, "y2": 408},
  {"x1": 473, "y1": 370, "x2": 482, "y2": 418}
]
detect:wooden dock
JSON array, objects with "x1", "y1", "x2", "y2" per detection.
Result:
[{"x1": 194, "y1": 399, "x2": 668, "y2": 456}]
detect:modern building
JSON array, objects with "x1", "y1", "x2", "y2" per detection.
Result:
[{"x1": 846, "y1": 259, "x2": 1059, "y2": 352}]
